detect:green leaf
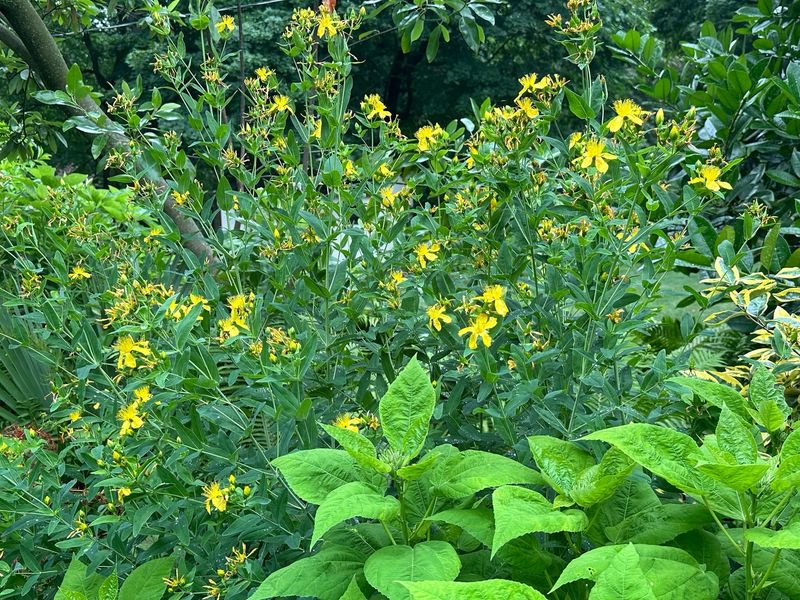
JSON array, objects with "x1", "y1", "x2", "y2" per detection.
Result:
[
  {"x1": 564, "y1": 88, "x2": 596, "y2": 119},
  {"x1": 603, "y1": 503, "x2": 712, "y2": 545},
  {"x1": 311, "y1": 482, "x2": 400, "y2": 546},
  {"x1": 272, "y1": 449, "x2": 371, "y2": 504},
  {"x1": 582, "y1": 424, "x2": 705, "y2": 493},
  {"x1": 98, "y1": 571, "x2": 118, "y2": 600},
  {"x1": 430, "y1": 450, "x2": 543, "y2": 498},
  {"x1": 426, "y1": 508, "x2": 494, "y2": 547},
  {"x1": 248, "y1": 545, "x2": 366, "y2": 600},
  {"x1": 55, "y1": 558, "x2": 105, "y2": 600},
  {"x1": 749, "y1": 366, "x2": 788, "y2": 412},
  {"x1": 491, "y1": 486, "x2": 588, "y2": 557},
  {"x1": 716, "y1": 406, "x2": 757, "y2": 464},
  {"x1": 363, "y1": 542, "x2": 461, "y2": 600},
  {"x1": 118, "y1": 557, "x2": 174, "y2": 600},
  {"x1": 745, "y1": 523, "x2": 800, "y2": 549},
  {"x1": 774, "y1": 455, "x2": 800, "y2": 491},
  {"x1": 589, "y1": 544, "x2": 656, "y2": 600},
  {"x1": 571, "y1": 448, "x2": 635, "y2": 507},
  {"x1": 320, "y1": 424, "x2": 392, "y2": 473},
  {"x1": 379, "y1": 357, "x2": 436, "y2": 460},
  {"x1": 695, "y1": 462, "x2": 769, "y2": 491},
  {"x1": 552, "y1": 544, "x2": 719, "y2": 599},
  {"x1": 528, "y1": 435, "x2": 594, "y2": 497},
  {"x1": 752, "y1": 399, "x2": 788, "y2": 433},
  {"x1": 400, "y1": 579, "x2": 546, "y2": 600},
  {"x1": 787, "y1": 62, "x2": 800, "y2": 103},
  {"x1": 339, "y1": 576, "x2": 367, "y2": 600},
  {"x1": 668, "y1": 377, "x2": 748, "y2": 419}
]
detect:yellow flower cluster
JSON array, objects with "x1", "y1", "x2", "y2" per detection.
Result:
[
  {"x1": 117, "y1": 386, "x2": 151, "y2": 436},
  {"x1": 455, "y1": 285, "x2": 510, "y2": 349},
  {"x1": 218, "y1": 293, "x2": 254, "y2": 341},
  {"x1": 114, "y1": 336, "x2": 154, "y2": 371},
  {"x1": 415, "y1": 124, "x2": 445, "y2": 152},
  {"x1": 167, "y1": 293, "x2": 211, "y2": 322},
  {"x1": 415, "y1": 241, "x2": 440, "y2": 269},
  {"x1": 332, "y1": 411, "x2": 379, "y2": 433}
]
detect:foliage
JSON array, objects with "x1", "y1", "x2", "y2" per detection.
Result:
[{"x1": 0, "y1": 0, "x2": 798, "y2": 598}]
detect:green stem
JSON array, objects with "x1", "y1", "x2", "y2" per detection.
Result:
[
  {"x1": 752, "y1": 548, "x2": 782, "y2": 595},
  {"x1": 702, "y1": 496, "x2": 745, "y2": 557}
]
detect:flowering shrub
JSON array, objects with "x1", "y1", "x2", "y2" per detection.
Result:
[{"x1": 0, "y1": 1, "x2": 784, "y2": 599}]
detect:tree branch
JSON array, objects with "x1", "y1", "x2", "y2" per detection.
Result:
[
  {"x1": 0, "y1": 18, "x2": 31, "y2": 63},
  {"x1": 0, "y1": 0, "x2": 217, "y2": 267}
]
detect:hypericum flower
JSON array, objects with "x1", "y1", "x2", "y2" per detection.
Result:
[
  {"x1": 391, "y1": 271, "x2": 406, "y2": 284},
  {"x1": 476, "y1": 285, "x2": 509, "y2": 316},
  {"x1": 608, "y1": 99, "x2": 644, "y2": 132},
  {"x1": 133, "y1": 386, "x2": 152, "y2": 403},
  {"x1": 515, "y1": 97, "x2": 539, "y2": 119},
  {"x1": 69, "y1": 410, "x2": 81, "y2": 422},
  {"x1": 606, "y1": 308, "x2": 624, "y2": 323},
  {"x1": 203, "y1": 481, "x2": 229, "y2": 514},
  {"x1": 117, "y1": 402, "x2": 144, "y2": 436},
  {"x1": 171, "y1": 190, "x2": 190, "y2": 206},
  {"x1": 255, "y1": 67, "x2": 271, "y2": 81},
  {"x1": 362, "y1": 94, "x2": 391, "y2": 120},
  {"x1": 377, "y1": 163, "x2": 394, "y2": 178},
  {"x1": 415, "y1": 242, "x2": 440, "y2": 269},
  {"x1": 379, "y1": 186, "x2": 397, "y2": 208},
  {"x1": 68, "y1": 266, "x2": 91, "y2": 281},
  {"x1": 215, "y1": 15, "x2": 235, "y2": 34},
  {"x1": 317, "y1": 10, "x2": 337, "y2": 38},
  {"x1": 426, "y1": 304, "x2": 452, "y2": 331},
  {"x1": 580, "y1": 139, "x2": 616, "y2": 174},
  {"x1": 114, "y1": 336, "x2": 153, "y2": 370},
  {"x1": 332, "y1": 413, "x2": 362, "y2": 433},
  {"x1": 415, "y1": 124, "x2": 444, "y2": 152},
  {"x1": 689, "y1": 164, "x2": 732, "y2": 193},
  {"x1": 517, "y1": 73, "x2": 551, "y2": 98},
  {"x1": 117, "y1": 487, "x2": 132, "y2": 503},
  {"x1": 458, "y1": 313, "x2": 498, "y2": 350},
  {"x1": 269, "y1": 95, "x2": 293, "y2": 114},
  {"x1": 218, "y1": 317, "x2": 244, "y2": 340}
]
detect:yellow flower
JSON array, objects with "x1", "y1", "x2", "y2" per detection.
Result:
[
  {"x1": 476, "y1": 285, "x2": 508, "y2": 316},
  {"x1": 114, "y1": 336, "x2": 153, "y2": 370},
  {"x1": 171, "y1": 190, "x2": 190, "y2": 206},
  {"x1": 390, "y1": 271, "x2": 406, "y2": 285},
  {"x1": 218, "y1": 317, "x2": 243, "y2": 340},
  {"x1": 606, "y1": 308, "x2": 624, "y2": 323},
  {"x1": 377, "y1": 163, "x2": 395, "y2": 178},
  {"x1": 426, "y1": 304, "x2": 452, "y2": 331},
  {"x1": 68, "y1": 266, "x2": 92, "y2": 280},
  {"x1": 363, "y1": 94, "x2": 391, "y2": 120},
  {"x1": 311, "y1": 118, "x2": 322, "y2": 139},
  {"x1": 215, "y1": 15, "x2": 235, "y2": 34},
  {"x1": 69, "y1": 410, "x2": 81, "y2": 422},
  {"x1": 608, "y1": 99, "x2": 644, "y2": 132},
  {"x1": 269, "y1": 95, "x2": 293, "y2": 114},
  {"x1": 458, "y1": 313, "x2": 498, "y2": 350},
  {"x1": 255, "y1": 67, "x2": 271, "y2": 81},
  {"x1": 515, "y1": 97, "x2": 539, "y2": 119},
  {"x1": 415, "y1": 124, "x2": 444, "y2": 152},
  {"x1": 379, "y1": 186, "x2": 397, "y2": 208},
  {"x1": 133, "y1": 386, "x2": 152, "y2": 403},
  {"x1": 117, "y1": 402, "x2": 144, "y2": 436},
  {"x1": 689, "y1": 164, "x2": 732, "y2": 193},
  {"x1": 203, "y1": 481, "x2": 229, "y2": 514},
  {"x1": 415, "y1": 242, "x2": 440, "y2": 269},
  {"x1": 517, "y1": 73, "x2": 551, "y2": 98},
  {"x1": 580, "y1": 139, "x2": 616, "y2": 174},
  {"x1": 332, "y1": 413, "x2": 362, "y2": 433},
  {"x1": 317, "y1": 11, "x2": 337, "y2": 38},
  {"x1": 117, "y1": 487, "x2": 132, "y2": 503},
  {"x1": 344, "y1": 160, "x2": 359, "y2": 177}
]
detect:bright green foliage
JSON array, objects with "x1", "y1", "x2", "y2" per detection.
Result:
[
  {"x1": 400, "y1": 579, "x2": 546, "y2": 599},
  {"x1": 55, "y1": 557, "x2": 172, "y2": 600},
  {"x1": 363, "y1": 542, "x2": 461, "y2": 600}
]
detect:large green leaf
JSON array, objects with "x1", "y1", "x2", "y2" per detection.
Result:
[
  {"x1": 746, "y1": 523, "x2": 800, "y2": 549},
  {"x1": 339, "y1": 576, "x2": 368, "y2": 600},
  {"x1": 668, "y1": 377, "x2": 748, "y2": 419},
  {"x1": 55, "y1": 557, "x2": 105, "y2": 600},
  {"x1": 248, "y1": 545, "x2": 365, "y2": 600},
  {"x1": 118, "y1": 557, "x2": 174, "y2": 600},
  {"x1": 320, "y1": 424, "x2": 391, "y2": 473},
  {"x1": 582, "y1": 424, "x2": 706, "y2": 494},
  {"x1": 695, "y1": 462, "x2": 769, "y2": 491},
  {"x1": 552, "y1": 544, "x2": 718, "y2": 599},
  {"x1": 527, "y1": 435, "x2": 594, "y2": 497},
  {"x1": 749, "y1": 367, "x2": 790, "y2": 432},
  {"x1": 588, "y1": 544, "x2": 656, "y2": 600},
  {"x1": 364, "y1": 542, "x2": 460, "y2": 600},
  {"x1": 400, "y1": 579, "x2": 546, "y2": 600},
  {"x1": 716, "y1": 406, "x2": 757, "y2": 464},
  {"x1": 426, "y1": 508, "x2": 494, "y2": 547},
  {"x1": 602, "y1": 503, "x2": 712, "y2": 545},
  {"x1": 430, "y1": 450, "x2": 543, "y2": 498},
  {"x1": 379, "y1": 357, "x2": 436, "y2": 460},
  {"x1": 571, "y1": 448, "x2": 635, "y2": 507},
  {"x1": 491, "y1": 485, "x2": 587, "y2": 557},
  {"x1": 272, "y1": 449, "x2": 372, "y2": 504},
  {"x1": 312, "y1": 482, "x2": 400, "y2": 546}
]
